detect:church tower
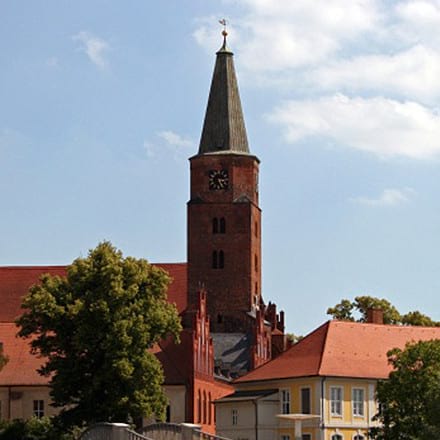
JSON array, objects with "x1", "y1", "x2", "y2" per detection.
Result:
[{"x1": 187, "y1": 31, "x2": 262, "y2": 332}]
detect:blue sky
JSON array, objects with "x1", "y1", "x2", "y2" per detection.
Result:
[{"x1": 2, "y1": 0, "x2": 440, "y2": 335}]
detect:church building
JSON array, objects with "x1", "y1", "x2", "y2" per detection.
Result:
[{"x1": 0, "y1": 31, "x2": 287, "y2": 434}]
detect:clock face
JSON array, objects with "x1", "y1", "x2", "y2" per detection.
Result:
[{"x1": 209, "y1": 169, "x2": 229, "y2": 190}]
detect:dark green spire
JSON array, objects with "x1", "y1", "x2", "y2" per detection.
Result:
[{"x1": 198, "y1": 31, "x2": 250, "y2": 155}]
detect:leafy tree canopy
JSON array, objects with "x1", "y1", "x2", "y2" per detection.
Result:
[
  {"x1": 327, "y1": 295, "x2": 439, "y2": 326},
  {"x1": 17, "y1": 241, "x2": 182, "y2": 430},
  {"x1": 371, "y1": 339, "x2": 440, "y2": 439}
]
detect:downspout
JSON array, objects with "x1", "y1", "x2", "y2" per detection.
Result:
[
  {"x1": 253, "y1": 399, "x2": 259, "y2": 440},
  {"x1": 8, "y1": 386, "x2": 11, "y2": 420},
  {"x1": 320, "y1": 377, "x2": 326, "y2": 440}
]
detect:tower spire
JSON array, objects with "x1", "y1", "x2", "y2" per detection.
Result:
[{"x1": 198, "y1": 24, "x2": 249, "y2": 155}]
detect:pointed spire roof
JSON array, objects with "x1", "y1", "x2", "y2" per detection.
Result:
[{"x1": 198, "y1": 30, "x2": 250, "y2": 155}]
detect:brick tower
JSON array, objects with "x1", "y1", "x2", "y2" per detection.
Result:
[{"x1": 187, "y1": 31, "x2": 262, "y2": 333}]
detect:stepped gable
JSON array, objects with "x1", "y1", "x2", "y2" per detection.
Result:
[
  {"x1": 235, "y1": 320, "x2": 440, "y2": 383},
  {"x1": 0, "y1": 263, "x2": 187, "y2": 323}
]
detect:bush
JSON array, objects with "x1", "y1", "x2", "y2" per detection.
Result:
[{"x1": 0, "y1": 417, "x2": 77, "y2": 440}]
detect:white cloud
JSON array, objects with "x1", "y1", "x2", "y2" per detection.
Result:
[
  {"x1": 194, "y1": 0, "x2": 381, "y2": 72},
  {"x1": 144, "y1": 131, "x2": 194, "y2": 160},
  {"x1": 73, "y1": 31, "x2": 110, "y2": 69},
  {"x1": 351, "y1": 188, "x2": 416, "y2": 206},
  {"x1": 267, "y1": 94, "x2": 440, "y2": 159},
  {"x1": 157, "y1": 131, "x2": 193, "y2": 149},
  {"x1": 309, "y1": 45, "x2": 440, "y2": 104}
]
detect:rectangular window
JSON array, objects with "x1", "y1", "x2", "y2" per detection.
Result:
[
  {"x1": 281, "y1": 389, "x2": 291, "y2": 414},
  {"x1": 232, "y1": 408, "x2": 238, "y2": 425},
  {"x1": 330, "y1": 387, "x2": 342, "y2": 416},
  {"x1": 352, "y1": 388, "x2": 365, "y2": 417},
  {"x1": 301, "y1": 388, "x2": 311, "y2": 414},
  {"x1": 33, "y1": 400, "x2": 44, "y2": 418},
  {"x1": 281, "y1": 436, "x2": 290, "y2": 440},
  {"x1": 302, "y1": 435, "x2": 312, "y2": 440}
]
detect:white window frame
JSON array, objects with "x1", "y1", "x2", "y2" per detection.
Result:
[
  {"x1": 280, "y1": 388, "x2": 291, "y2": 414},
  {"x1": 331, "y1": 435, "x2": 343, "y2": 440},
  {"x1": 33, "y1": 399, "x2": 44, "y2": 418},
  {"x1": 330, "y1": 386, "x2": 343, "y2": 417},
  {"x1": 232, "y1": 408, "x2": 238, "y2": 425},
  {"x1": 353, "y1": 435, "x2": 365, "y2": 440},
  {"x1": 300, "y1": 386, "x2": 311, "y2": 414},
  {"x1": 352, "y1": 388, "x2": 365, "y2": 417}
]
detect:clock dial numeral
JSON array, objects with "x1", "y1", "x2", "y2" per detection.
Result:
[{"x1": 209, "y1": 169, "x2": 229, "y2": 190}]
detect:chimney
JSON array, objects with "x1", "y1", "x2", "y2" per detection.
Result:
[{"x1": 366, "y1": 308, "x2": 384, "y2": 324}]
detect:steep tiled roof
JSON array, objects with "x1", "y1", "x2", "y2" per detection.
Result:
[
  {"x1": 0, "y1": 263, "x2": 187, "y2": 386},
  {"x1": 235, "y1": 320, "x2": 440, "y2": 383},
  {"x1": 0, "y1": 322, "x2": 47, "y2": 385},
  {"x1": 0, "y1": 266, "x2": 67, "y2": 322},
  {"x1": 0, "y1": 263, "x2": 187, "y2": 322}
]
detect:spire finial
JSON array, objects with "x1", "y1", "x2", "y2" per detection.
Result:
[{"x1": 219, "y1": 19, "x2": 228, "y2": 50}]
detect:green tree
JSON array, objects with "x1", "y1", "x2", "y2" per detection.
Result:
[
  {"x1": 327, "y1": 296, "x2": 438, "y2": 326},
  {"x1": 17, "y1": 242, "x2": 182, "y2": 430},
  {"x1": 326, "y1": 299, "x2": 355, "y2": 322},
  {"x1": 401, "y1": 310, "x2": 440, "y2": 327},
  {"x1": 371, "y1": 339, "x2": 440, "y2": 439}
]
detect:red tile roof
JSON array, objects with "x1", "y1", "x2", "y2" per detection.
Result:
[
  {"x1": 0, "y1": 322, "x2": 47, "y2": 385},
  {"x1": 0, "y1": 263, "x2": 187, "y2": 386},
  {"x1": 236, "y1": 320, "x2": 440, "y2": 382},
  {"x1": 0, "y1": 263, "x2": 187, "y2": 323}
]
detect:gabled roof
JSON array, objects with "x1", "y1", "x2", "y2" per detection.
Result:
[
  {"x1": 198, "y1": 36, "x2": 249, "y2": 155},
  {"x1": 235, "y1": 320, "x2": 440, "y2": 383},
  {"x1": 0, "y1": 263, "x2": 187, "y2": 323}
]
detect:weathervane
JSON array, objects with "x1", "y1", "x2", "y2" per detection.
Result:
[{"x1": 219, "y1": 18, "x2": 228, "y2": 48}]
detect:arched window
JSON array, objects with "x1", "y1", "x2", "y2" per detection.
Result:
[
  {"x1": 203, "y1": 391, "x2": 207, "y2": 423},
  {"x1": 219, "y1": 217, "x2": 226, "y2": 233},
  {"x1": 208, "y1": 392, "x2": 212, "y2": 424},
  {"x1": 212, "y1": 251, "x2": 218, "y2": 269},
  {"x1": 255, "y1": 254, "x2": 258, "y2": 272},
  {"x1": 219, "y1": 250, "x2": 224, "y2": 268},
  {"x1": 212, "y1": 218, "x2": 219, "y2": 234},
  {"x1": 353, "y1": 436, "x2": 364, "y2": 440},
  {"x1": 331, "y1": 435, "x2": 343, "y2": 440},
  {"x1": 197, "y1": 390, "x2": 202, "y2": 423}
]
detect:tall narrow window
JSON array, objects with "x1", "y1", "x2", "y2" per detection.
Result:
[
  {"x1": 281, "y1": 389, "x2": 291, "y2": 414},
  {"x1": 219, "y1": 217, "x2": 226, "y2": 233},
  {"x1": 352, "y1": 388, "x2": 365, "y2": 417},
  {"x1": 166, "y1": 405, "x2": 171, "y2": 422},
  {"x1": 330, "y1": 387, "x2": 343, "y2": 416},
  {"x1": 203, "y1": 390, "x2": 207, "y2": 423},
  {"x1": 232, "y1": 408, "x2": 238, "y2": 425},
  {"x1": 33, "y1": 400, "x2": 44, "y2": 418},
  {"x1": 197, "y1": 390, "x2": 202, "y2": 423},
  {"x1": 255, "y1": 254, "x2": 258, "y2": 272},
  {"x1": 219, "y1": 250, "x2": 224, "y2": 268},
  {"x1": 208, "y1": 392, "x2": 212, "y2": 424},
  {"x1": 301, "y1": 388, "x2": 311, "y2": 414},
  {"x1": 212, "y1": 251, "x2": 218, "y2": 269},
  {"x1": 212, "y1": 218, "x2": 219, "y2": 234}
]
